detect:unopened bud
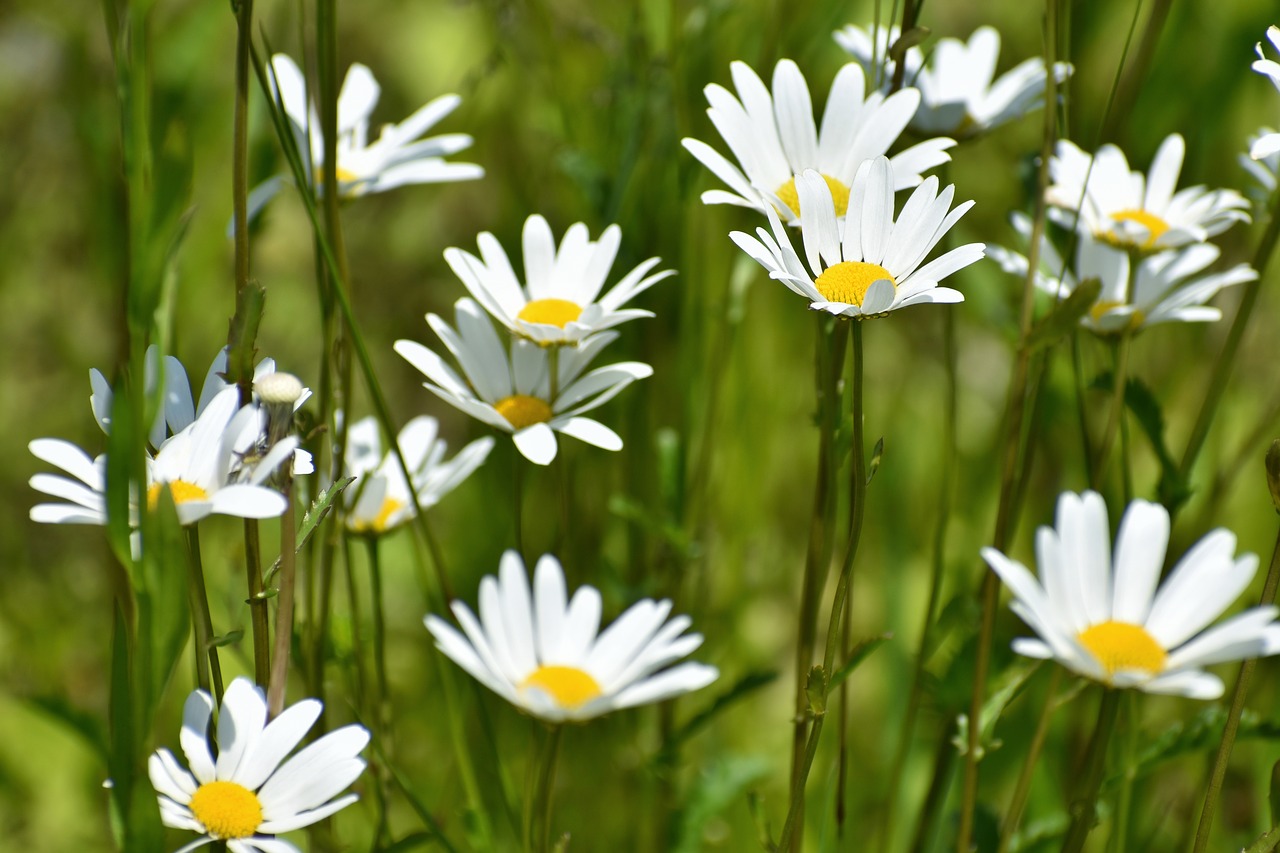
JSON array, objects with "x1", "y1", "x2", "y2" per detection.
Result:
[{"x1": 255, "y1": 372, "x2": 305, "y2": 406}]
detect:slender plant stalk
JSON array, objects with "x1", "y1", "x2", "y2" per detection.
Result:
[
  {"x1": 1107, "y1": 691, "x2": 1139, "y2": 853},
  {"x1": 525, "y1": 724, "x2": 565, "y2": 853},
  {"x1": 888, "y1": 0, "x2": 921, "y2": 93},
  {"x1": 787, "y1": 317, "x2": 848, "y2": 851},
  {"x1": 363, "y1": 536, "x2": 393, "y2": 845},
  {"x1": 1090, "y1": 333, "x2": 1133, "y2": 489},
  {"x1": 997, "y1": 667, "x2": 1066, "y2": 853},
  {"x1": 1061, "y1": 688, "x2": 1122, "y2": 853},
  {"x1": 186, "y1": 525, "x2": 224, "y2": 698},
  {"x1": 778, "y1": 700, "x2": 827, "y2": 852},
  {"x1": 514, "y1": 450, "x2": 526, "y2": 555},
  {"x1": 267, "y1": 492, "x2": 298, "y2": 716},
  {"x1": 244, "y1": 519, "x2": 271, "y2": 686},
  {"x1": 911, "y1": 735, "x2": 956, "y2": 853},
  {"x1": 1191, "y1": 521, "x2": 1280, "y2": 851}
]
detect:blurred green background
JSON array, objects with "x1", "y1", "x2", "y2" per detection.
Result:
[{"x1": 4, "y1": 0, "x2": 1280, "y2": 849}]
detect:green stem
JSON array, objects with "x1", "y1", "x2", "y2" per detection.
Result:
[
  {"x1": 525, "y1": 725, "x2": 565, "y2": 853},
  {"x1": 365, "y1": 537, "x2": 391, "y2": 732},
  {"x1": 1190, "y1": 523, "x2": 1280, "y2": 851},
  {"x1": 267, "y1": 490, "x2": 297, "y2": 716},
  {"x1": 1108, "y1": 692, "x2": 1138, "y2": 853},
  {"x1": 778, "y1": 712, "x2": 826, "y2": 853},
  {"x1": 514, "y1": 449, "x2": 525, "y2": 555},
  {"x1": 1060, "y1": 688, "x2": 1122, "y2": 853},
  {"x1": 186, "y1": 525, "x2": 224, "y2": 698},
  {"x1": 1091, "y1": 333, "x2": 1132, "y2": 490},
  {"x1": 998, "y1": 667, "x2": 1065, "y2": 853},
  {"x1": 244, "y1": 519, "x2": 271, "y2": 686}
]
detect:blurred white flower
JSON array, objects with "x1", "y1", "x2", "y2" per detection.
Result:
[
  {"x1": 425, "y1": 551, "x2": 718, "y2": 722},
  {"x1": 983, "y1": 491, "x2": 1280, "y2": 699},
  {"x1": 730, "y1": 158, "x2": 983, "y2": 318},
  {"x1": 1251, "y1": 26, "x2": 1280, "y2": 160},
  {"x1": 395, "y1": 299, "x2": 650, "y2": 466},
  {"x1": 681, "y1": 59, "x2": 953, "y2": 223},
  {"x1": 1240, "y1": 129, "x2": 1280, "y2": 197},
  {"x1": 446, "y1": 214, "x2": 673, "y2": 347}
]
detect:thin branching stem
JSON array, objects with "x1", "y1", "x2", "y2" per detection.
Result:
[
  {"x1": 998, "y1": 667, "x2": 1066, "y2": 853},
  {"x1": 267, "y1": 490, "x2": 297, "y2": 716},
  {"x1": 244, "y1": 519, "x2": 271, "y2": 686},
  {"x1": 186, "y1": 525, "x2": 224, "y2": 698},
  {"x1": 1060, "y1": 688, "x2": 1122, "y2": 853}
]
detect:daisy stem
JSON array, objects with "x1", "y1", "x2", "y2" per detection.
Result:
[
  {"x1": 267, "y1": 489, "x2": 297, "y2": 717},
  {"x1": 889, "y1": 0, "x2": 921, "y2": 93},
  {"x1": 787, "y1": 316, "x2": 847, "y2": 850},
  {"x1": 244, "y1": 519, "x2": 271, "y2": 687},
  {"x1": 525, "y1": 723, "x2": 564, "y2": 853},
  {"x1": 997, "y1": 666, "x2": 1065, "y2": 853},
  {"x1": 1090, "y1": 333, "x2": 1132, "y2": 490},
  {"x1": 185, "y1": 525, "x2": 224, "y2": 698},
  {"x1": 514, "y1": 450, "x2": 525, "y2": 555},
  {"x1": 1191, "y1": 519, "x2": 1280, "y2": 852},
  {"x1": 363, "y1": 536, "x2": 393, "y2": 846},
  {"x1": 1060, "y1": 687, "x2": 1122, "y2": 853}
]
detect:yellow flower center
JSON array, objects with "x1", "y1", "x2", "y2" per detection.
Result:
[
  {"x1": 814, "y1": 261, "x2": 897, "y2": 308},
  {"x1": 1088, "y1": 300, "x2": 1146, "y2": 332},
  {"x1": 146, "y1": 480, "x2": 209, "y2": 511},
  {"x1": 774, "y1": 173, "x2": 851, "y2": 218},
  {"x1": 495, "y1": 395, "x2": 554, "y2": 430},
  {"x1": 519, "y1": 665, "x2": 603, "y2": 709},
  {"x1": 188, "y1": 780, "x2": 263, "y2": 840},
  {"x1": 1076, "y1": 620, "x2": 1167, "y2": 677},
  {"x1": 1106, "y1": 208, "x2": 1170, "y2": 249},
  {"x1": 352, "y1": 497, "x2": 405, "y2": 534},
  {"x1": 517, "y1": 298, "x2": 583, "y2": 329},
  {"x1": 314, "y1": 165, "x2": 361, "y2": 185}
]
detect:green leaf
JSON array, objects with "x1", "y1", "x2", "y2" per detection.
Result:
[
  {"x1": 266, "y1": 476, "x2": 355, "y2": 582},
  {"x1": 1090, "y1": 372, "x2": 1192, "y2": 509},
  {"x1": 672, "y1": 755, "x2": 772, "y2": 853},
  {"x1": 1025, "y1": 277, "x2": 1102, "y2": 352},
  {"x1": 660, "y1": 670, "x2": 777, "y2": 759},
  {"x1": 866, "y1": 437, "x2": 884, "y2": 485},
  {"x1": 827, "y1": 633, "x2": 891, "y2": 691},
  {"x1": 952, "y1": 662, "x2": 1040, "y2": 759},
  {"x1": 806, "y1": 665, "x2": 827, "y2": 714}
]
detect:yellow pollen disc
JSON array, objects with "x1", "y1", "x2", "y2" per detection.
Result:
[
  {"x1": 775, "y1": 173, "x2": 851, "y2": 218},
  {"x1": 146, "y1": 480, "x2": 209, "y2": 511},
  {"x1": 517, "y1": 298, "x2": 583, "y2": 329},
  {"x1": 1088, "y1": 300, "x2": 1146, "y2": 332},
  {"x1": 519, "y1": 665, "x2": 603, "y2": 709},
  {"x1": 353, "y1": 497, "x2": 405, "y2": 534},
  {"x1": 814, "y1": 261, "x2": 897, "y2": 308},
  {"x1": 188, "y1": 780, "x2": 263, "y2": 840},
  {"x1": 314, "y1": 165, "x2": 360, "y2": 185},
  {"x1": 1076, "y1": 620, "x2": 1166, "y2": 677},
  {"x1": 1107, "y1": 208, "x2": 1170, "y2": 249},
  {"x1": 495, "y1": 395, "x2": 554, "y2": 431}
]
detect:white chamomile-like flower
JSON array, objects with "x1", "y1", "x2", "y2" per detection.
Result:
[
  {"x1": 834, "y1": 23, "x2": 1072, "y2": 137},
  {"x1": 246, "y1": 54, "x2": 483, "y2": 220},
  {"x1": 1046, "y1": 134, "x2": 1250, "y2": 251},
  {"x1": 1252, "y1": 27, "x2": 1280, "y2": 160},
  {"x1": 988, "y1": 211, "x2": 1256, "y2": 334},
  {"x1": 1241, "y1": 129, "x2": 1280, "y2": 199},
  {"x1": 149, "y1": 677, "x2": 369, "y2": 852},
  {"x1": 444, "y1": 214, "x2": 674, "y2": 347},
  {"x1": 31, "y1": 387, "x2": 295, "y2": 527},
  {"x1": 681, "y1": 59, "x2": 954, "y2": 224},
  {"x1": 730, "y1": 159, "x2": 983, "y2": 318},
  {"x1": 982, "y1": 491, "x2": 1280, "y2": 699},
  {"x1": 394, "y1": 298, "x2": 651, "y2": 466},
  {"x1": 425, "y1": 551, "x2": 718, "y2": 722},
  {"x1": 344, "y1": 415, "x2": 494, "y2": 535}
]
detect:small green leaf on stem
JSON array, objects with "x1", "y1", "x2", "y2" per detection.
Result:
[
  {"x1": 889, "y1": 26, "x2": 931, "y2": 63},
  {"x1": 827, "y1": 633, "x2": 891, "y2": 691},
  {"x1": 806, "y1": 665, "x2": 827, "y2": 715},
  {"x1": 866, "y1": 437, "x2": 884, "y2": 486},
  {"x1": 1026, "y1": 277, "x2": 1103, "y2": 352}
]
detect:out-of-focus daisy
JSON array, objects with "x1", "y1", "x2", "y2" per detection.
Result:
[
  {"x1": 681, "y1": 59, "x2": 954, "y2": 223},
  {"x1": 425, "y1": 551, "x2": 718, "y2": 722},
  {"x1": 394, "y1": 298, "x2": 651, "y2": 466},
  {"x1": 982, "y1": 491, "x2": 1280, "y2": 699},
  {"x1": 445, "y1": 215, "x2": 674, "y2": 347},
  {"x1": 1241, "y1": 129, "x2": 1280, "y2": 199},
  {"x1": 730, "y1": 159, "x2": 983, "y2": 319},
  {"x1": 1252, "y1": 27, "x2": 1280, "y2": 160},
  {"x1": 247, "y1": 54, "x2": 483, "y2": 220},
  {"x1": 988, "y1": 212, "x2": 1256, "y2": 334},
  {"x1": 31, "y1": 387, "x2": 295, "y2": 527},
  {"x1": 834, "y1": 24, "x2": 1072, "y2": 138},
  {"x1": 1046, "y1": 134, "x2": 1250, "y2": 251},
  {"x1": 345, "y1": 415, "x2": 493, "y2": 535},
  {"x1": 149, "y1": 677, "x2": 369, "y2": 852}
]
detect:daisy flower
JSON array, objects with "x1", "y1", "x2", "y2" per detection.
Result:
[
  {"x1": 344, "y1": 415, "x2": 494, "y2": 535},
  {"x1": 149, "y1": 677, "x2": 368, "y2": 852},
  {"x1": 988, "y1": 212, "x2": 1256, "y2": 334},
  {"x1": 681, "y1": 59, "x2": 954, "y2": 223},
  {"x1": 730, "y1": 159, "x2": 984, "y2": 318},
  {"x1": 247, "y1": 54, "x2": 483, "y2": 220},
  {"x1": 31, "y1": 387, "x2": 295, "y2": 527},
  {"x1": 1252, "y1": 27, "x2": 1280, "y2": 160},
  {"x1": 834, "y1": 24, "x2": 1072, "y2": 138},
  {"x1": 425, "y1": 551, "x2": 718, "y2": 722},
  {"x1": 394, "y1": 298, "x2": 651, "y2": 466},
  {"x1": 1046, "y1": 134, "x2": 1250, "y2": 251},
  {"x1": 1241, "y1": 129, "x2": 1280, "y2": 200},
  {"x1": 982, "y1": 491, "x2": 1280, "y2": 699},
  {"x1": 444, "y1": 214, "x2": 674, "y2": 347}
]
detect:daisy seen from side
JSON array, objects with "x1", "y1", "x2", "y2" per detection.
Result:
[
  {"x1": 730, "y1": 158, "x2": 984, "y2": 318},
  {"x1": 681, "y1": 59, "x2": 954, "y2": 223},
  {"x1": 149, "y1": 677, "x2": 369, "y2": 852},
  {"x1": 444, "y1": 214, "x2": 674, "y2": 347},
  {"x1": 394, "y1": 298, "x2": 651, "y2": 466},
  {"x1": 425, "y1": 551, "x2": 718, "y2": 723},
  {"x1": 1251, "y1": 26, "x2": 1280, "y2": 161},
  {"x1": 982, "y1": 491, "x2": 1280, "y2": 699}
]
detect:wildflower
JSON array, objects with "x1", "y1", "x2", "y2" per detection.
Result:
[
  {"x1": 446, "y1": 214, "x2": 673, "y2": 347},
  {"x1": 149, "y1": 678, "x2": 368, "y2": 852},
  {"x1": 1046, "y1": 134, "x2": 1249, "y2": 251},
  {"x1": 345, "y1": 415, "x2": 493, "y2": 535},
  {"x1": 681, "y1": 59, "x2": 953, "y2": 223},
  {"x1": 1252, "y1": 27, "x2": 1280, "y2": 160},
  {"x1": 1240, "y1": 129, "x2": 1280, "y2": 197},
  {"x1": 730, "y1": 159, "x2": 983, "y2": 318},
  {"x1": 425, "y1": 551, "x2": 718, "y2": 722},
  {"x1": 982, "y1": 491, "x2": 1280, "y2": 699},
  {"x1": 395, "y1": 298, "x2": 651, "y2": 465}
]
